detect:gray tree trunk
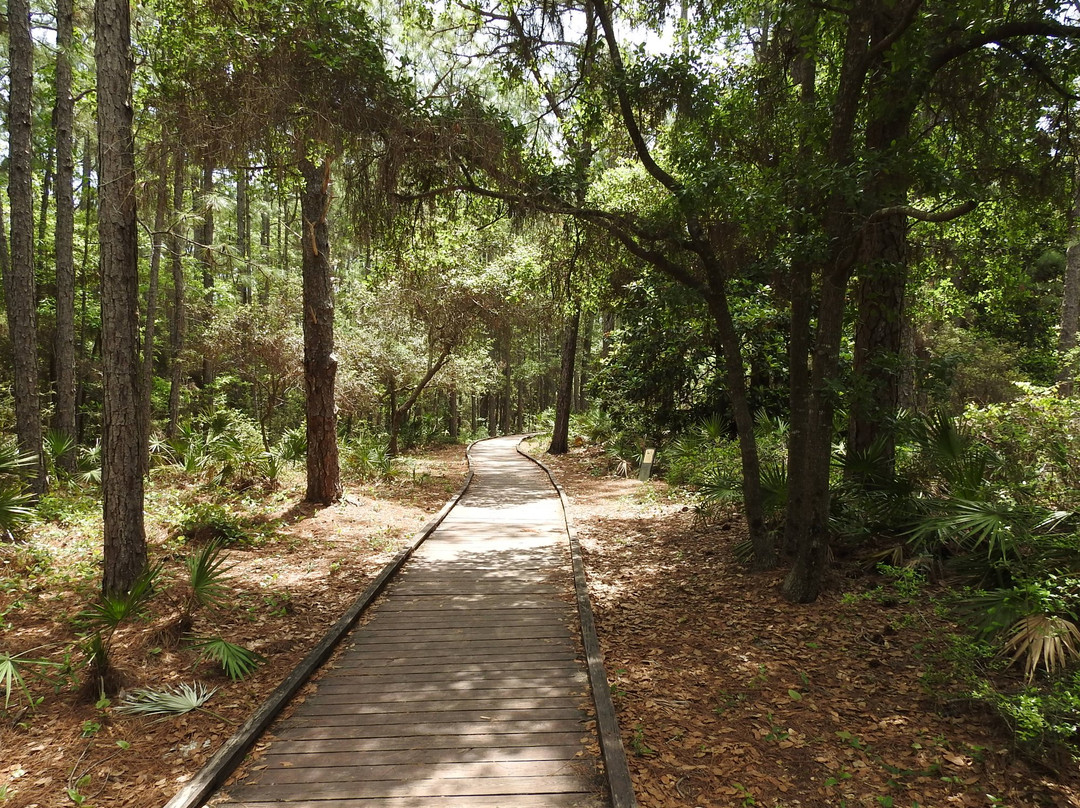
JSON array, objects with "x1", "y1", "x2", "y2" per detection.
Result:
[
  {"x1": 97, "y1": 0, "x2": 147, "y2": 594},
  {"x1": 6, "y1": 0, "x2": 44, "y2": 496}
]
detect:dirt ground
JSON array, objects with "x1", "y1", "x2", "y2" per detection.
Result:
[{"x1": 2, "y1": 441, "x2": 1079, "y2": 808}]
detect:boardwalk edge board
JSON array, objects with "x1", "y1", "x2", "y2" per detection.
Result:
[
  {"x1": 516, "y1": 436, "x2": 640, "y2": 808},
  {"x1": 162, "y1": 448, "x2": 478, "y2": 808}
]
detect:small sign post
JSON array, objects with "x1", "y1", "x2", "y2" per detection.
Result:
[{"x1": 638, "y1": 447, "x2": 656, "y2": 482}]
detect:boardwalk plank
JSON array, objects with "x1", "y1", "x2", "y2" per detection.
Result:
[
  {"x1": 294, "y1": 695, "x2": 584, "y2": 713},
  {"x1": 285, "y1": 707, "x2": 588, "y2": 727},
  {"x1": 261, "y1": 731, "x2": 591, "y2": 755},
  {"x1": 260, "y1": 745, "x2": 586, "y2": 767},
  {"x1": 225, "y1": 795, "x2": 605, "y2": 807},
  {"x1": 308, "y1": 686, "x2": 586, "y2": 703},
  {"x1": 241, "y1": 759, "x2": 587, "y2": 784},
  {"x1": 227, "y1": 775, "x2": 595, "y2": 800}
]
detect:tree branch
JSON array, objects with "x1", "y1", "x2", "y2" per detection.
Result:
[
  {"x1": 867, "y1": 199, "x2": 978, "y2": 223},
  {"x1": 929, "y1": 20, "x2": 1080, "y2": 74}
]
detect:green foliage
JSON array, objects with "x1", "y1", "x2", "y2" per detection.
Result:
[
  {"x1": 183, "y1": 541, "x2": 232, "y2": 612},
  {"x1": 341, "y1": 433, "x2": 399, "y2": 481},
  {"x1": 0, "y1": 648, "x2": 57, "y2": 711},
  {"x1": 0, "y1": 441, "x2": 37, "y2": 538},
  {"x1": 189, "y1": 636, "x2": 263, "y2": 680},
  {"x1": 175, "y1": 502, "x2": 248, "y2": 546}
]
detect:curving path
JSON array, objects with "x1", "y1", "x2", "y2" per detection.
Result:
[{"x1": 214, "y1": 437, "x2": 609, "y2": 808}]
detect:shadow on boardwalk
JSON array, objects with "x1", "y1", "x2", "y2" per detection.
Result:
[{"x1": 213, "y1": 436, "x2": 610, "y2": 808}]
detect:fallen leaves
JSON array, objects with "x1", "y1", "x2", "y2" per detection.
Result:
[{"x1": 540, "y1": 447, "x2": 1080, "y2": 808}]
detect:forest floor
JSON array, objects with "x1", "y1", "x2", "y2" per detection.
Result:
[{"x1": 2, "y1": 441, "x2": 1079, "y2": 808}]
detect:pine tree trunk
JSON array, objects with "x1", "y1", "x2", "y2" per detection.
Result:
[
  {"x1": 139, "y1": 165, "x2": 169, "y2": 475},
  {"x1": 77, "y1": 133, "x2": 93, "y2": 442},
  {"x1": 7, "y1": 0, "x2": 44, "y2": 496},
  {"x1": 299, "y1": 157, "x2": 341, "y2": 504},
  {"x1": 53, "y1": 0, "x2": 77, "y2": 475},
  {"x1": 97, "y1": 0, "x2": 147, "y2": 594},
  {"x1": 549, "y1": 307, "x2": 580, "y2": 454},
  {"x1": 168, "y1": 153, "x2": 187, "y2": 438}
]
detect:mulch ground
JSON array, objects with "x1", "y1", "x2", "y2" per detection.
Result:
[{"x1": 534, "y1": 445, "x2": 1080, "y2": 808}]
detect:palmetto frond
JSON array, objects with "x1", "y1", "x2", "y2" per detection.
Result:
[
  {"x1": 116, "y1": 682, "x2": 216, "y2": 718},
  {"x1": 1003, "y1": 614, "x2": 1080, "y2": 681},
  {"x1": 190, "y1": 636, "x2": 263, "y2": 680}
]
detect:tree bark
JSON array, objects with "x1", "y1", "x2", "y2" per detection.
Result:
[
  {"x1": 140, "y1": 164, "x2": 169, "y2": 475},
  {"x1": 7, "y1": 0, "x2": 45, "y2": 496},
  {"x1": 97, "y1": 0, "x2": 147, "y2": 594},
  {"x1": 703, "y1": 288, "x2": 774, "y2": 568},
  {"x1": 448, "y1": 388, "x2": 460, "y2": 441},
  {"x1": 237, "y1": 166, "x2": 252, "y2": 305},
  {"x1": 1059, "y1": 164, "x2": 1080, "y2": 396},
  {"x1": 167, "y1": 153, "x2": 187, "y2": 438},
  {"x1": 549, "y1": 306, "x2": 580, "y2": 454},
  {"x1": 299, "y1": 157, "x2": 341, "y2": 504},
  {"x1": 53, "y1": 0, "x2": 77, "y2": 475},
  {"x1": 197, "y1": 159, "x2": 216, "y2": 392}
]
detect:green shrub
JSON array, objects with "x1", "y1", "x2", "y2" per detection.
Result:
[{"x1": 175, "y1": 502, "x2": 247, "y2": 545}]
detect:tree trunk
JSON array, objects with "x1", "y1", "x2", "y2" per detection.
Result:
[
  {"x1": 7, "y1": 0, "x2": 45, "y2": 496},
  {"x1": 237, "y1": 166, "x2": 252, "y2": 305},
  {"x1": 139, "y1": 164, "x2": 169, "y2": 475},
  {"x1": 167, "y1": 153, "x2": 187, "y2": 438},
  {"x1": 1059, "y1": 164, "x2": 1080, "y2": 396},
  {"x1": 549, "y1": 306, "x2": 580, "y2": 454},
  {"x1": 77, "y1": 133, "x2": 93, "y2": 442},
  {"x1": 97, "y1": 0, "x2": 147, "y2": 594},
  {"x1": 198, "y1": 159, "x2": 216, "y2": 392},
  {"x1": 703, "y1": 288, "x2": 774, "y2": 568},
  {"x1": 577, "y1": 312, "x2": 593, "y2": 412},
  {"x1": 299, "y1": 157, "x2": 341, "y2": 504},
  {"x1": 782, "y1": 268, "x2": 847, "y2": 603},
  {"x1": 784, "y1": 255, "x2": 813, "y2": 558},
  {"x1": 449, "y1": 388, "x2": 460, "y2": 441},
  {"x1": 846, "y1": 85, "x2": 913, "y2": 480},
  {"x1": 53, "y1": 0, "x2": 77, "y2": 475},
  {"x1": 501, "y1": 333, "x2": 512, "y2": 435},
  {"x1": 848, "y1": 209, "x2": 907, "y2": 479}
]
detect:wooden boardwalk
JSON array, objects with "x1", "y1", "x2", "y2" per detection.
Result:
[{"x1": 214, "y1": 437, "x2": 609, "y2": 808}]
